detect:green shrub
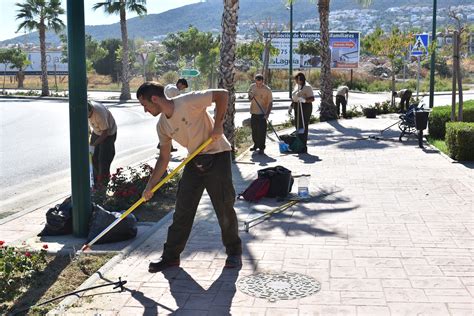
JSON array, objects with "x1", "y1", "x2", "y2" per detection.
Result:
[
  {"x1": 428, "y1": 100, "x2": 474, "y2": 139},
  {"x1": 445, "y1": 122, "x2": 474, "y2": 161},
  {"x1": 428, "y1": 106, "x2": 452, "y2": 139}
]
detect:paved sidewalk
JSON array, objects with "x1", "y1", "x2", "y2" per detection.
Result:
[{"x1": 52, "y1": 114, "x2": 473, "y2": 315}]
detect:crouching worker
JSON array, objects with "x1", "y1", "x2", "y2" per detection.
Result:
[
  {"x1": 136, "y1": 82, "x2": 242, "y2": 273},
  {"x1": 393, "y1": 89, "x2": 412, "y2": 113},
  {"x1": 87, "y1": 101, "x2": 117, "y2": 186}
]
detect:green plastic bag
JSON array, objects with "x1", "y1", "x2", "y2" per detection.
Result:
[{"x1": 289, "y1": 134, "x2": 305, "y2": 153}]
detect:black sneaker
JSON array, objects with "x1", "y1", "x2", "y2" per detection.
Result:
[
  {"x1": 250, "y1": 146, "x2": 257, "y2": 151},
  {"x1": 224, "y1": 255, "x2": 242, "y2": 269},
  {"x1": 148, "y1": 259, "x2": 180, "y2": 273}
]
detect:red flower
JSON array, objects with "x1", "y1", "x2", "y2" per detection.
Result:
[
  {"x1": 0, "y1": 240, "x2": 4, "y2": 246},
  {"x1": 25, "y1": 252, "x2": 31, "y2": 257},
  {"x1": 42, "y1": 244, "x2": 48, "y2": 249}
]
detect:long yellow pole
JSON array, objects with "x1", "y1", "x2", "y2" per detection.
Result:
[{"x1": 81, "y1": 138, "x2": 213, "y2": 251}]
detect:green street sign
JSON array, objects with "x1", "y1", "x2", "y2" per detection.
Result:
[{"x1": 180, "y1": 68, "x2": 200, "y2": 77}]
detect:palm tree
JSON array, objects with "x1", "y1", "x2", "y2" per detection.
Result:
[
  {"x1": 314, "y1": 0, "x2": 373, "y2": 120},
  {"x1": 16, "y1": 0, "x2": 65, "y2": 96},
  {"x1": 317, "y1": 0, "x2": 337, "y2": 121},
  {"x1": 93, "y1": 0, "x2": 146, "y2": 100},
  {"x1": 219, "y1": 0, "x2": 239, "y2": 153}
]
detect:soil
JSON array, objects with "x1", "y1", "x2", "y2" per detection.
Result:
[{"x1": 2, "y1": 253, "x2": 115, "y2": 315}]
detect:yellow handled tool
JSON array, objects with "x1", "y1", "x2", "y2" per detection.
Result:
[{"x1": 81, "y1": 138, "x2": 213, "y2": 251}]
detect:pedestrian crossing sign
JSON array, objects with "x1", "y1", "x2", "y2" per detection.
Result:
[{"x1": 411, "y1": 34, "x2": 429, "y2": 56}]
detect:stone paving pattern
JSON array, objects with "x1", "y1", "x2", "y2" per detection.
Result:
[{"x1": 27, "y1": 115, "x2": 474, "y2": 314}]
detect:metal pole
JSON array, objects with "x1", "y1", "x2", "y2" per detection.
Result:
[
  {"x1": 416, "y1": 56, "x2": 420, "y2": 98},
  {"x1": 428, "y1": 0, "x2": 437, "y2": 108},
  {"x1": 288, "y1": 2, "x2": 293, "y2": 98},
  {"x1": 67, "y1": 0, "x2": 91, "y2": 237}
]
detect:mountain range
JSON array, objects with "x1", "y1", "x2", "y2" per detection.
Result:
[{"x1": 1, "y1": 0, "x2": 468, "y2": 47}]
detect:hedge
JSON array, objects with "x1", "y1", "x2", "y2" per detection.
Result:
[
  {"x1": 445, "y1": 122, "x2": 474, "y2": 161},
  {"x1": 428, "y1": 100, "x2": 474, "y2": 139}
]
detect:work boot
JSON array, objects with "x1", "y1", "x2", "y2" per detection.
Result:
[
  {"x1": 224, "y1": 255, "x2": 242, "y2": 269},
  {"x1": 148, "y1": 258, "x2": 180, "y2": 273}
]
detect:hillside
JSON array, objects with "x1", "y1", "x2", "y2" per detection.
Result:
[{"x1": 1, "y1": 0, "x2": 468, "y2": 47}]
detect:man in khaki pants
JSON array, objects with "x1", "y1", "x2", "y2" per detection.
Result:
[{"x1": 247, "y1": 74, "x2": 273, "y2": 155}]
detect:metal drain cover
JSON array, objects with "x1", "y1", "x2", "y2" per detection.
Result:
[{"x1": 237, "y1": 271, "x2": 321, "y2": 302}]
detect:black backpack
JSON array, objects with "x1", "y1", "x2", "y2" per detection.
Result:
[{"x1": 258, "y1": 166, "x2": 294, "y2": 198}]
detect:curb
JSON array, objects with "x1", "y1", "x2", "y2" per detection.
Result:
[{"x1": 52, "y1": 211, "x2": 175, "y2": 314}]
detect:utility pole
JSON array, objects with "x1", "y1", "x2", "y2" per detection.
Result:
[
  {"x1": 288, "y1": 2, "x2": 293, "y2": 98},
  {"x1": 429, "y1": 0, "x2": 437, "y2": 108},
  {"x1": 67, "y1": 0, "x2": 91, "y2": 237}
]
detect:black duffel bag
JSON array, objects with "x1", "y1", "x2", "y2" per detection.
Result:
[
  {"x1": 87, "y1": 204, "x2": 137, "y2": 244},
  {"x1": 258, "y1": 166, "x2": 294, "y2": 198}
]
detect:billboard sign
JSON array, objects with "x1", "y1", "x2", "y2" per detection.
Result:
[
  {"x1": 264, "y1": 31, "x2": 360, "y2": 69},
  {"x1": 0, "y1": 51, "x2": 68, "y2": 75}
]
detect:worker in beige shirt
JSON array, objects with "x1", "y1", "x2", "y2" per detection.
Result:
[
  {"x1": 87, "y1": 100, "x2": 117, "y2": 186},
  {"x1": 290, "y1": 72, "x2": 315, "y2": 153},
  {"x1": 336, "y1": 85, "x2": 349, "y2": 118},
  {"x1": 136, "y1": 82, "x2": 242, "y2": 273},
  {"x1": 247, "y1": 74, "x2": 273, "y2": 154}
]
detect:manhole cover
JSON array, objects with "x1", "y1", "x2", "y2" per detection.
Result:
[{"x1": 237, "y1": 271, "x2": 321, "y2": 302}]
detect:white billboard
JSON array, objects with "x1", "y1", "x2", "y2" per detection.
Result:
[
  {"x1": 264, "y1": 31, "x2": 360, "y2": 69},
  {"x1": 0, "y1": 51, "x2": 68, "y2": 75}
]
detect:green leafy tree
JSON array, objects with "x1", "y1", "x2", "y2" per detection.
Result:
[
  {"x1": 16, "y1": 0, "x2": 65, "y2": 96},
  {"x1": 295, "y1": 39, "x2": 321, "y2": 68},
  {"x1": 60, "y1": 34, "x2": 107, "y2": 73},
  {"x1": 0, "y1": 49, "x2": 14, "y2": 94},
  {"x1": 94, "y1": 38, "x2": 122, "y2": 82},
  {"x1": 196, "y1": 45, "x2": 220, "y2": 88},
  {"x1": 93, "y1": 0, "x2": 147, "y2": 100},
  {"x1": 363, "y1": 26, "x2": 413, "y2": 106},
  {"x1": 10, "y1": 48, "x2": 31, "y2": 88},
  {"x1": 236, "y1": 40, "x2": 265, "y2": 69}
]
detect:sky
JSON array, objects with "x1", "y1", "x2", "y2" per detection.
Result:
[{"x1": 0, "y1": 0, "x2": 202, "y2": 41}]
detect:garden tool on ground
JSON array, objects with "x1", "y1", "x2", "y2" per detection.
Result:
[
  {"x1": 251, "y1": 96, "x2": 289, "y2": 153},
  {"x1": 81, "y1": 138, "x2": 213, "y2": 251},
  {"x1": 12, "y1": 278, "x2": 127, "y2": 314}
]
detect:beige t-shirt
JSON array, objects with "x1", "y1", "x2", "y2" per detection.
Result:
[
  {"x1": 292, "y1": 82, "x2": 314, "y2": 102},
  {"x1": 164, "y1": 84, "x2": 181, "y2": 99},
  {"x1": 157, "y1": 90, "x2": 231, "y2": 155},
  {"x1": 336, "y1": 86, "x2": 349, "y2": 96},
  {"x1": 88, "y1": 102, "x2": 117, "y2": 136},
  {"x1": 248, "y1": 83, "x2": 273, "y2": 115}
]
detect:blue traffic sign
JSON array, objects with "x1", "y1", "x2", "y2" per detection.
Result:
[{"x1": 411, "y1": 34, "x2": 429, "y2": 56}]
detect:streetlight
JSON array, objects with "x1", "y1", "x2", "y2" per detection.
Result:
[
  {"x1": 429, "y1": 0, "x2": 437, "y2": 108},
  {"x1": 287, "y1": 2, "x2": 293, "y2": 98}
]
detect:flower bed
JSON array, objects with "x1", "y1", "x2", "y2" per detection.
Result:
[{"x1": 92, "y1": 163, "x2": 180, "y2": 222}]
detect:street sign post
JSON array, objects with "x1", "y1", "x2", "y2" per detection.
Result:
[
  {"x1": 180, "y1": 69, "x2": 200, "y2": 77},
  {"x1": 411, "y1": 34, "x2": 430, "y2": 98}
]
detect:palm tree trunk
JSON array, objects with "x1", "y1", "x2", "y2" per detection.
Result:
[
  {"x1": 17, "y1": 70, "x2": 25, "y2": 89},
  {"x1": 119, "y1": 5, "x2": 131, "y2": 100},
  {"x1": 219, "y1": 0, "x2": 239, "y2": 152},
  {"x1": 39, "y1": 23, "x2": 49, "y2": 96},
  {"x1": 318, "y1": 0, "x2": 337, "y2": 121}
]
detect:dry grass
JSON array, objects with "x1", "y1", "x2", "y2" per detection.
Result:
[{"x1": 3, "y1": 253, "x2": 115, "y2": 315}]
